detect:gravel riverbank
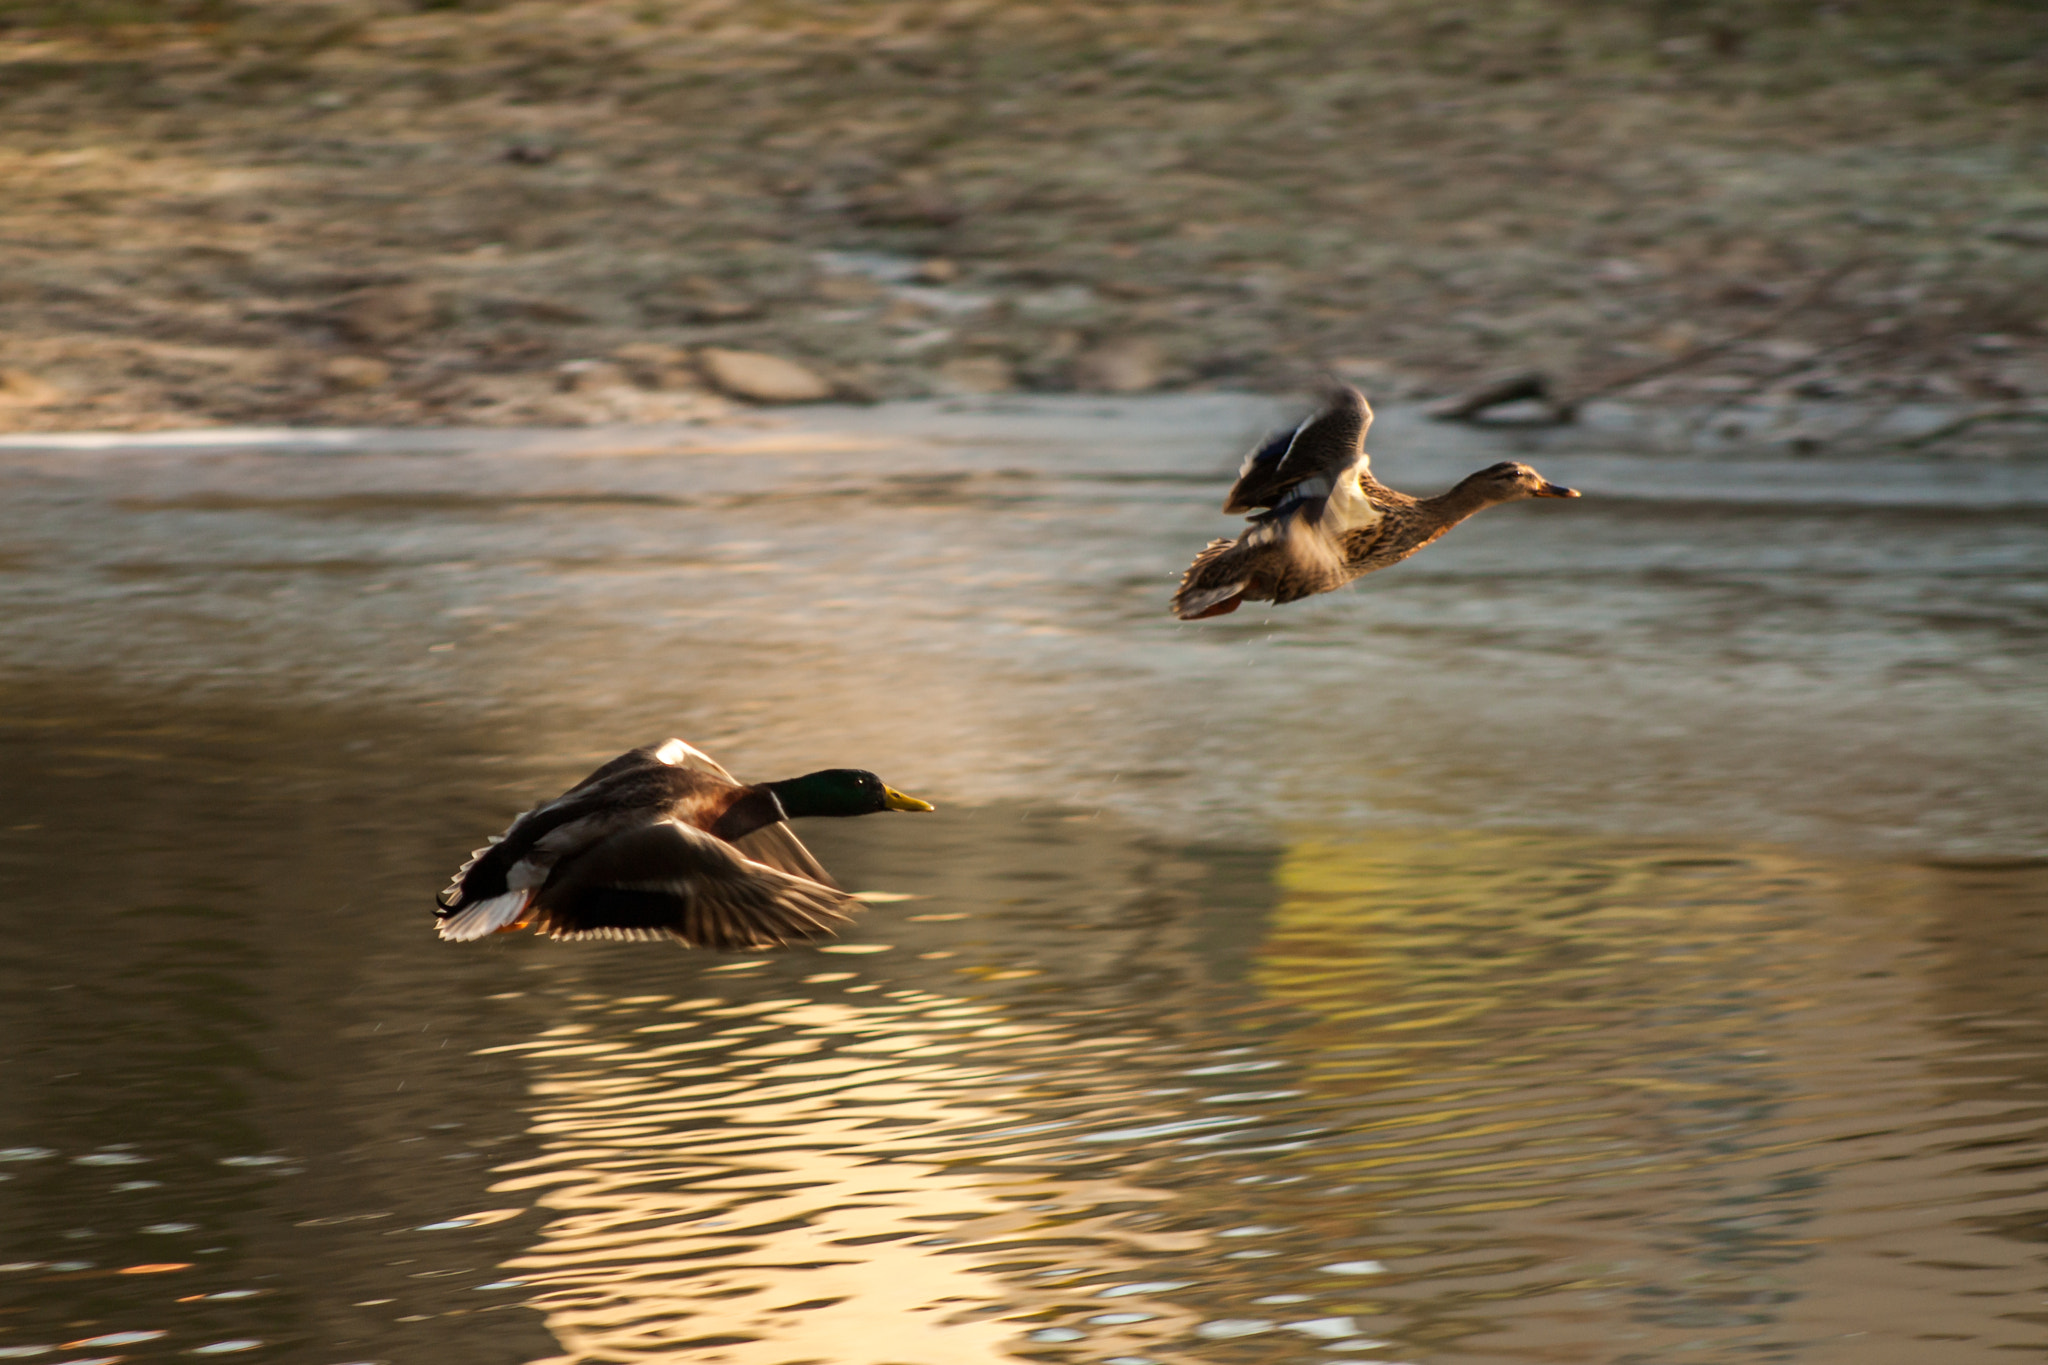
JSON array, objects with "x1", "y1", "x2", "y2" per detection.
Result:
[{"x1": 3, "y1": 0, "x2": 2045, "y2": 439}]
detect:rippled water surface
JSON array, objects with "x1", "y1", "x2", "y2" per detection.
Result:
[{"x1": 1, "y1": 398, "x2": 2045, "y2": 1364}]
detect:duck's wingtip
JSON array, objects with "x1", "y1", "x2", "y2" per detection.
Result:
[
  {"x1": 1172, "y1": 579, "x2": 1248, "y2": 620},
  {"x1": 1174, "y1": 596, "x2": 1245, "y2": 621},
  {"x1": 435, "y1": 890, "x2": 533, "y2": 942}
]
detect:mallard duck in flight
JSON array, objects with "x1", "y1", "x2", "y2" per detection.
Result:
[
  {"x1": 435, "y1": 738, "x2": 933, "y2": 949},
  {"x1": 1172, "y1": 386, "x2": 1579, "y2": 620}
]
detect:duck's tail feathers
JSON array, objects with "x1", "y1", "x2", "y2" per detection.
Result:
[
  {"x1": 1173, "y1": 538, "x2": 1250, "y2": 620},
  {"x1": 436, "y1": 889, "x2": 533, "y2": 942}
]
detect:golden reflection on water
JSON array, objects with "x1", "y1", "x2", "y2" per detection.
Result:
[
  {"x1": 454, "y1": 830, "x2": 2048, "y2": 1365},
  {"x1": 484, "y1": 992, "x2": 1196, "y2": 1364},
  {"x1": 6, "y1": 417, "x2": 2048, "y2": 1364},
  {"x1": 1251, "y1": 832, "x2": 2048, "y2": 1362}
]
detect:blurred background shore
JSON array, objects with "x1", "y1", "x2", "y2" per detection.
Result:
[{"x1": 1, "y1": 0, "x2": 2045, "y2": 433}]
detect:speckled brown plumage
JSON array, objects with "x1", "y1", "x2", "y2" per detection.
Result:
[{"x1": 1173, "y1": 387, "x2": 1580, "y2": 620}]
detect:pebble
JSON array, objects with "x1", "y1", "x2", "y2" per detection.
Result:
[
  {"x1": 681, "y1": 295, "x2": 762, "y2": 322},
  {"x1": 0, "y1": 369, "x2": 63, "y2": 407},
  {"x1": 336, "y1": 284, "x2": 438, "y2": 345},
  {"x1": 322, "y1": 356, "x2": 390, "y2": 391},
  {"x1": 555, "y1": 359, "x2": 631, "y2": 393},
  {"x1": 611, "y1": 342, "x2": 700, "y2": 390},
  {"x1": 937, "y1": 355, "x2": 1015, "y2": 394},
  {"x1": 697, "y1": 348, "x2": 832, "y2": 403},
  {"x1": 1073, "y1": 336, "x2": 1162, "y2": 393}
]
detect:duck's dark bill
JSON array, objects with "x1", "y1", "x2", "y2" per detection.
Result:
[
  {"x1": 1534, "y1": 482, "x2": 1581, "y2": 498},
  {"x1": 883, "y1": 787, "x2": 936, "y2": 812}
]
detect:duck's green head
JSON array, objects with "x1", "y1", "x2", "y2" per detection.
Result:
[{"x1": 769, "y1": 769, "x2": 935, "y2": 819}]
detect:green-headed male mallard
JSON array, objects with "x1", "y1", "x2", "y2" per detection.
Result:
[
  {"x1": 435, "y1": 738, "x2": 933, "y2": 949},
  {"x1": 1172, "y1": 386, "x2": 1579, "y2": 620}
]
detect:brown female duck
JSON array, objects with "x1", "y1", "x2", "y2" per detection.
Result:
[
  {"x1": 436, "y1": 738, "x2": 932, "y2": 949},
  {"x1": 1172, "y1": 386, "x2": 1580, "y2": 619}
]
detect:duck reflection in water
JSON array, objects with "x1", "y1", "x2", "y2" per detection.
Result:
[{"x1": 436, "y1": 737, "x2": 933, "y2": 948}]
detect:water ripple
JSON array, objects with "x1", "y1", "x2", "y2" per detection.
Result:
[{"x1": 425, "y1": 834, "x2": 2048, "y2": 1362}]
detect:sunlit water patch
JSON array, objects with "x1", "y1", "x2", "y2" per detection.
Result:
[
  {"x1": 1, "y1": 398, "x2": 2043, "y2": 858},
  {"x1": 419, "y1": 833, "x2": 2048, "y2": 1364},
  {"x1": 1, "y1": 400, "x2": 2045, "y2": 1364}
]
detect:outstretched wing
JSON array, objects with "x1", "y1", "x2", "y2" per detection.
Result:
[
  {"x1": 650, "y1": 737, "x2": 835, "y2": 885},
  {"x1": 435, "y1": 736, "x2": 841, "y2": 942},
  {"x1": 1221, "y1": 387, "x2": 1373, "y2": 515},
  {"x1": 435, "y1": 799, "x2": 658, "y2": 938},
  {"x1": 531, "y1": 819, "x2": 859, "y2": 950},
  {"x1": 438, "y1": 743, "x2": 684, "y2": 915},
  {"x1": 732, "y1": 822, "x2": 835, "y2": 886}
]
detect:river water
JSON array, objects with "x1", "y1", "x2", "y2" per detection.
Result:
[{"x1": 0, "y1": 397, "x2": 2043, "y2": 1365}]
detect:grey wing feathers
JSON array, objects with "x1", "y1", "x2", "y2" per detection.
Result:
[
  {"x1": 532, "y1": 819, "x2": 859, "y2": 951},
  {"x1": 557, "y1": 745, "x2": 669, "y2": 797},
  {"x1": 656, "y1": 736, "x2": 837, "y2": 884},
  {"x1": 1222, "y1": 387, "x2": 1372, "y2": 514},
  {"x1": 554, "y1": 736, "x2": 734, "y2": 799},
  {"x1": 436, "y1": 738, "x2": 851, "y2": 949},
  {"x1": 435, "y1": 802, "x2": 548, "y2": 910},
  {"x1": 440, "y1": 743, "x2": 681, "y2": 909},
  {"x1": 732, "y1": 821, "x2": 837, "y2": 886}
]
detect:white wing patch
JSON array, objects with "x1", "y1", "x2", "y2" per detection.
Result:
[
  {"x1": 520, "y1": 811, "x2": 641, "y2": 887},
  {"x1": 438, "y1": 889, "x2": 532, "y2": 941},
  {"x1": 1316, "y1": 468, "x2": 1383, "y2": 535},
  {"x1": 653, "y1": 737, "x2": 740, "y2": 783}
]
